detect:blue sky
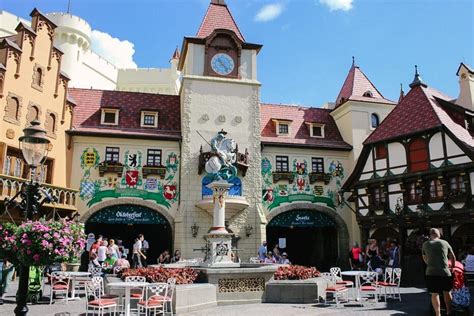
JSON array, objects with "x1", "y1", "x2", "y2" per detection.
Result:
[{"x1": 3, "y1": 0, "x2": 473, "y2": 106}]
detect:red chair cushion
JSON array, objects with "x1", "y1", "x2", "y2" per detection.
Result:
[
  {"x1": 326, "y1": 285, "x2": 347, "y2": 292},
  {"x1": 375, "y1": 281, "x2": 389, "y2": 286},
  {"x1": 89, "y1": 299, "x2": 116, "y2": 307},
  {"x1": 361, "y1": 285, "x2": 377, "y2": 291},
  {"x1": 150, "y1": 295, "x2": 171, "y2": 301},
  {"x1": 131, "y1": 293, "x2": 143, "y2": 298},
  {"x1": 385, "y1": 282, "x2": 398, "y2": 287},
  {"x1": 138, "y1": 299, "x2": 163, "y2": 307},
  {"x1": 53, "y1": 284, "x2": 69, "y2": 290}
]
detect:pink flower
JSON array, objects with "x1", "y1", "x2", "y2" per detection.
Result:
[{"x1": 33, "y1": 254, "x2": 40, "y2": 262}]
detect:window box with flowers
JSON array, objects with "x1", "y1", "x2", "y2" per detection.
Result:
[
  {"x1": 98, "y1": 161, "x2": 124, "y2": 177},
  {"x1": 273, "y1": 172, "x2": 294, "y2": 184},
  {"x1": 142, "y1": 165, "x2": 167, "y2": 179},
  {"x1": 308, "y1": 172, "x2": 331, "y2": 184}
]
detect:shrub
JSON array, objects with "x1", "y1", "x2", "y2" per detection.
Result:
[
  {"x1": 273, "y1": 265, "x2": 320, "y2": 280},
  {"x1": 119, "y1": 266, "x2": 200, "y2": 284}
]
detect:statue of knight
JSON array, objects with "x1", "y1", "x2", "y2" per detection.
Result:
[{"x1": 205, "y1": 129, "x2": 237, "y2": 180}]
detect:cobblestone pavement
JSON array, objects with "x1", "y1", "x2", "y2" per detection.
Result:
[{"x1": 0, "y1": 281, "x2": 472, "y2": 315}]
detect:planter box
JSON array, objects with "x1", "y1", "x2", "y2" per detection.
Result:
[
  {"x1": 273, "y1": 172, "x2": 294, "y2": 184},
  {"x1": 142, "y1": 166, "x2": 167, "y2": 179},
  {"x1": 98, "y1": 164, "x2": 124, "y2": 177},
  {"x1": 264, "y1": 277, "x2": 327, "y2": 304},
  {"x1": 309, "y1": 172, "x2": 331, "y2": 184}
]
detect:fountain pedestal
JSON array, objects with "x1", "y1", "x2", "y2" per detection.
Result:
[{"x1": 202, "y1": 180, "x2": 240, "y2": 268}]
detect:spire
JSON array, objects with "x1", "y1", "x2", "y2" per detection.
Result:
[
  {"x1": 196, "y1": 0, "x2": 244, "y2": 41},
  {"x1": 409, "y1": 65, "x2": 427, "y2": 88},
  {"x1": 398, "y1": 83, "x2": 405, "y2": 103},
  {"x1": 171, "y1": 46, "x2": 180, "y2": 60},
  {"x1": 352, "y1": 56, "x2": 358, "y2": 68}
]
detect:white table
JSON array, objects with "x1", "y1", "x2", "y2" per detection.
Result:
[
  {"x1": 341, "y1": 271, "x2": 367, "y2": 301},
  {"x1": 108, "y1": 281, "x2": 148, "y2": 316},
  {"x1": 57, "y1": 271, "x2": 90, "y2": 300}
]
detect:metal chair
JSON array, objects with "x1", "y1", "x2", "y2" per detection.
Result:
[
  {"x1": 91, "y1": 276, "x2": 120, "y2": 302},
  {"x1": 320, "y1": 272, "x2": 348, "y2": 307},
  {"x1": 376, "y1": 267, "x2": 393, "y2": 301},
  {"x1": 84, "y1": 281, "x2": 117, "y2": 316},
  {"x1": 390, "y1": 268, "x2": 402, "y2": 301},
  {"x1": 88, "y1": 266, "x2": 103, "y2": 278},
  {"x1": 50, "y1": 272, "x2": 70, "y2": 304},
  {"x1": 137, "y1": 283, "x2": 168, "y2": 316},
  {"x1": 154, "y1": 278, "x2": 176, "y2": 315},
  {"x1": 358, "y1": 271, "x2": 379, "y2": 304},
  {"x1": 125, "y1": 276, "x2": 147, "y2": 312}
]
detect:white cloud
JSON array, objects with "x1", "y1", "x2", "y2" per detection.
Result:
[
  {"x1": 255, "y1": 3, "x2": 284, "y2": 22},
  {"x1": 90, "y1": 30, "x2": 137, "y2": 68},
  {"x1": 319, "y1": 0, "x2": 353, "y2": 11}
]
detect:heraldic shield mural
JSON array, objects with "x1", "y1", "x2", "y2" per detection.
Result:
[
  {"x1": 79, "y1": 147, "x2": 179, "y2": 209},
  {"x1": 261, "y1": 157, "x2": 345, "y2": 211}
]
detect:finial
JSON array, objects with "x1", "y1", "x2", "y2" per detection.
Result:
[
  {"x1": 171, "y1": 46, "x2": 180, "y2": 60},
  {"x1": 352, "y1": 56, "x2": 356, "y2": 67},
  {"x1": 409, "y1": 65, "x2": 427, "y2": 88},
  {"x1": 211, "y1": 0, "x2": 226, "y2": 5},
  {"x1": 398, "y1": 83, "x2": 405, "y2": 102}
]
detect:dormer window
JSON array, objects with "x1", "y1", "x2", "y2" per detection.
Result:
[
  {"x1": 272, "y1": 119, "x2": 292, "y2": 136},
  {"x1": 101, "y1": 108, "x2": 119, "y2": 125},
  {"x1": 306, "y1": 123, "x2": 325, "y2": 138},
  {"x1": 141, "y1": 111, "x2": 158, "y2": 128},
  {"x1": 363, "y1": 91, "x2": 373, "y2": 97}
]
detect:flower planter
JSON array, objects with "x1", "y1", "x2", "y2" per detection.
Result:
[
  {"x1": 272, "y1": 172, "x2": 294, "y2": 184},
  {"x1": 66, "y1": 263, "x2": 80, "y2": 272},
  {"x1": 98, "y1": 164, "x2": 124, "y2": 177},
  {"x1": 142, "y1": 166, "x2": 167, "y2": 179},
  {"x1": 264, "y1": 277, "x2": 327, "y2": 303},
  {"x1": 308, "y1": 172, "x2": 331, "y2": 184}
]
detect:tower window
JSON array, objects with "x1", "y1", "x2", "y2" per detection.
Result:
[
  {"x1": 371, "y1": 113, "x2": 380, "y2": 128},
  {"x1": 363, "y1": 91, "x2": 373, "y2": 97}
]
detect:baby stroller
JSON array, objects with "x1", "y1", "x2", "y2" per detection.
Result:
[{"x1": 27, "y1": 266, "x2": 44, "y2": 304}]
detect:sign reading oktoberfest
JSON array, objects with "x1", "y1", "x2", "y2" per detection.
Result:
[{"x1": 87, "y1": 205, "x2": 168, "y2": 225}]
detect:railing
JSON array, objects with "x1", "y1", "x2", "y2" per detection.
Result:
[{"x1": 0, "y1": 174, "x2": 78, "y2": 211}]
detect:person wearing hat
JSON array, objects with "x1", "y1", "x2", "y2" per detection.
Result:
[{"x1": 279, "y1": 253, "x2": 291, "y2": 265}]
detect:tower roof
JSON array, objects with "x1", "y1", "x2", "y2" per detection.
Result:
[
  {"x1": 171, "y1": 47, "x2": 180, "y2": 60},
  {"x1": 196, "y1": 0, "x2": 245, "y2": 41},
  {"x1": 335, "y1": 60, "x2": 394, "y2": 108}
]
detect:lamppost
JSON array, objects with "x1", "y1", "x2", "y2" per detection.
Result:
[{"x1": 7, "y1": 121, "x2": 50, "y2": 316}]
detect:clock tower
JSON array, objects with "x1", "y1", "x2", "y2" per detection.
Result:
[{"x1": 176, "y1": 0, "x2": 264, "y2": 260}]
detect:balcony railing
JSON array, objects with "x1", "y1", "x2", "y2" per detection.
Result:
[{"x1": 0, "y1": 174, "x2": 78, "y2": 211}]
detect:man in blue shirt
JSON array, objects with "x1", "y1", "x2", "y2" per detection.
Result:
[{"x1": 258, "y1": 241, "x2": 267, "y2": 262}]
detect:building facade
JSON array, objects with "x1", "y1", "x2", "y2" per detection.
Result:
[
  {"x1": 0, "y1": 9, "x2": 77, "y2": 221},
  {"x1": 343, "y1": 64, "x2": 474, "y2": 280}
]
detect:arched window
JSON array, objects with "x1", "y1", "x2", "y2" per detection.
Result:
[
  {"x1": 371, "y1": 113, "x2": 380, "y2": 128},
  {"x1": 408, "y1": 138, "x2": 429, "y2": 172},
  {"x1": 27, "y1": 105, "x2": 39, "y2": 123},
  {"x1": 6, "y1": 95, "x2": 20, "y2": 121},
  {"x1": 34, "y1": 67, "x2": 42, "y2": 86},
  {"x1": 363, "y1": 91, "x2": 373, "y2": 97},
  {"x1": 46, "y1": 113, "x2": 57, "y2": 135}
]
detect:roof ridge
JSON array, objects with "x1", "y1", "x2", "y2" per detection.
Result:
[
  {"x1": 261, "y1": 102, "x2": 328, "y2": 110},
  {"x1": 68, "y1": 87, "x2": 178, "y2": 97}
]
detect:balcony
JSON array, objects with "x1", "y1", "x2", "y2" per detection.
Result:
[{"x1": 0, "y1": 174, "x2": 78, "y2": 212}]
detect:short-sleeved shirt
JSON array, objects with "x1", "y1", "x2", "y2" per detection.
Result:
[
  {"x1": 133, "y1": 240, "x2": 142, "y2": 254},
  {"x1": 422, "y1": 239, "x2": 453, "y2": 276}
]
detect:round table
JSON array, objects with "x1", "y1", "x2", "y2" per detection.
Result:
[
  {"x1": 108, "y1": 281, "x2": 148, "y2": 316},
  {"x1": 340, "y1": 271, "x2": 368, "y2": 301},
  {"x1": 57, "y1": 271, "x2": 90, "y2": 300}
]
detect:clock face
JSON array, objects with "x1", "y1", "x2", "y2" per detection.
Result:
[{"x1": 211, "y1": 53, "x2": 235, "y2": 76}]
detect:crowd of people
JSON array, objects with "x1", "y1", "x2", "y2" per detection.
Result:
[
  {"x1": 349, "y1": 238, "x2": 400, "y2": 272},
  {"x1": 257, "y1": 241, "x2": 291, "y2": 264}
]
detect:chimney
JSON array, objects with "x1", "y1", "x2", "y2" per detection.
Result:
[{"x1": 455, "y1": 63, "x2": 474, "y2": 110}]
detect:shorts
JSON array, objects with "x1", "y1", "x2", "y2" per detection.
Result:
[{"x1": 425, "y1": 275, "x2": 453, "y2": 293}]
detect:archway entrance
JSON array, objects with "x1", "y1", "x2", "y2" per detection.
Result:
[
  {"x1": 452, "y1": 224, "x2": 474, "y2": 255},
  {"x1": 85, "y1": 204, "x2": 172, "y2": 264},
  {"x1": 266, "y1": 209, "x2": 338, "y2": 270}
]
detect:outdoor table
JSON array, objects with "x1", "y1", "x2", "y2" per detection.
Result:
[
  {"x1": 57, "y1": 271, "x2": 90, "y2": 300},
  {"x1": 108, "y1": 281, "x2": 148, "y2": 316},
  {"x1": 340, "y1": 270, "x2": 367, "y2": 302}
]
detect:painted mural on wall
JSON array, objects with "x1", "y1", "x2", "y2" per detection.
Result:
[
  {"x1": 79, "y1": 148, "x2": 179, "y2": 209},
  {"x1": 261, "y1": 157, "x2": 345, "y2": 211}
]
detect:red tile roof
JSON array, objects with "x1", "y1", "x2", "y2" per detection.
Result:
[
  {"x1": 335, "y1": 65, "x2": 394, "y2": 108},
  {"x1": 364, "y1": 84, "x2": 474, "y2": 150},
  {"x1": 68, "y1": 88, "x2": 181, "y2": 140},
  {"x1": 196, "y1": 1, "x2": 245, "y2": 42},
  {"x1": 261, "y1": 103, "x2": 352, "y2": 150}
]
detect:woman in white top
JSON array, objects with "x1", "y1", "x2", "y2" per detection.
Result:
[
  {"x1": 108, "y1": 239, "x2": 120, "y2": 259},
  {"x1": 464, "y1": 247, "x2": 474, "y2": 272},
  {"x1": 97, "y1": 241, "x2": 108, "y2": 264}
]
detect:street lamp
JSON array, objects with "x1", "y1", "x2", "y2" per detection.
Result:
[{"x1": 13, "y1": 120, "x2": 50, "y2": 316}]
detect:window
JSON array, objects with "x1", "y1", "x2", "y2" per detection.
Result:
[
  {"x1": 147, "y1": 149, "x2": 162, "y2": 166},
  {"x1": 371, "y1": 186, "x2": 386, "y2": 208},
  {"x1": 141, "y1": 111, "x2": 158, "y2": 128},
  {"x1": 429, "y1": 179, "x2": 444, "y2": 200},
  {"x1": 275, "y1": 156, "x2": 289, "y2": 172},
  {"x1": 312, "y1": 157, "x2": 324, "y2": 173},
  {"x1": 408, "y1": 138, "x2": 429, "y2": 172},
  {"x1": 363, "y1": 91, "x2": 373, "y2": 98},
  {"x1": 371, "y1": 113, "x2": 380, "y2": 128},
  {"x1": 406, "y1": 182, "x2": 423, "y2": 204},
  {"x1": 31, "y1": 64, "x2": 44, "y2": 91},
  {"x1": 101, "y1": 109, "x2": 119, "y2": 125},
  {"x1": 45, "y1": 112, "x2": 57, "y2": 136},
  {"x1": 279, "y1": 123, "x2": 289, "y2": 135},
  {"x1": 449, "y1": 175, "x2": 466, "y2": 193},
  {"x1": 26, "y1": 104, "x2": 40, "y2": 123},
  {"x1": 312, "y1": 125, "x2": 323, "y2": 137},
  {"x1": 375, "y1": 144, "x2": 387, "y2": 160},
  {"x1": 105, "y1": 147, "x2": 120, "y2": 163},
  {"x1": 5, "y1": 94, "x2": 21, "y2": 122}
]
